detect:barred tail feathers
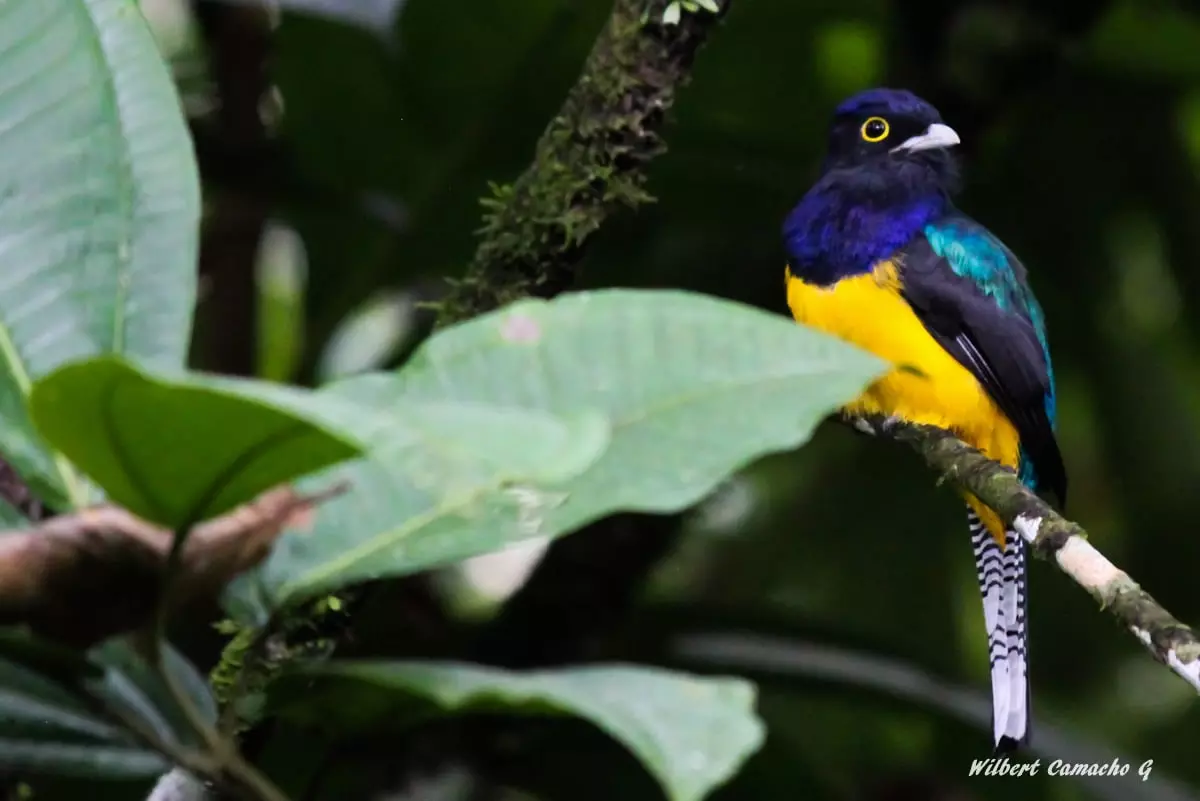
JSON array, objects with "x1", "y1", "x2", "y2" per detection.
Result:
[
  {"x1": 1000, "y1": 525, "x2": 1031, "y2": 750},
  {"x1": 966, "y1": 508, "x2": 1030, "y2": 750}
]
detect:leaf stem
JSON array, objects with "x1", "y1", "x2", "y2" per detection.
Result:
[{"x1": 142, "y1": 525, "x2": 292, "y2": 801}]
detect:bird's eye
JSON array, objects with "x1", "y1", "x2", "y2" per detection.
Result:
[{"x1": 861, "y1": 117, "x2": 889, "y2": 143}]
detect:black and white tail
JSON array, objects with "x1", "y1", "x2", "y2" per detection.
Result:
[{"x1": 967, "y1": 508, "x2": 1030, "y2": 751}]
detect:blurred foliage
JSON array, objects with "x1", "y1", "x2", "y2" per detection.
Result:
[{"x1": 127, "y1": 0, "x2": 1200, "y2": 797}]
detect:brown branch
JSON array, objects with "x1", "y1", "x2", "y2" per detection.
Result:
[
  {"x1": 856, "y1": 413, "x2": 1200, "y2": 694},
  {"x1": 0, "y1": 483, "x2": 346, "y2": 648}
]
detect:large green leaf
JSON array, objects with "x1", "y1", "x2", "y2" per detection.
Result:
[
  {"x1": 239, "y1": 289, "x2": 882, "y2": 608},
  {"x1": 0, "y1": 0, "x2": 200, "y2": 512},
  {"x1": 270, "y1": 661, "x2": 765, "y2": 801},
  {"x1": 28, "y1": 357, "x2": 364, "y2": 528}
]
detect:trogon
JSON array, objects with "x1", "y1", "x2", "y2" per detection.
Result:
[{"x1": 782, "y1": 88, "x2": 1067, "y2": 752}]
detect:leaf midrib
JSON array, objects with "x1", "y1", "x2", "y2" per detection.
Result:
[{"x1": 80, "y1": 0, "x2": 135, "y2": 358}]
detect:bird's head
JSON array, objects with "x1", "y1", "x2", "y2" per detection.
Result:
[
  {"x1": 819, "y1": 88, "x2": 961, "y2": 195},
  {"x1": 783, "y1": 89, "x2": 962, "y2": 282}
]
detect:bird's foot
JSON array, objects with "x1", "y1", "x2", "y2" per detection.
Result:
[{"x1": 842, "y1": 413, "x2": 903, "y2": 437}]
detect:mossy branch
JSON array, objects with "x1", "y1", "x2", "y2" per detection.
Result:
[
  {"x1": 852, "y1": 413, "x2": 1200, "y2": 694},
  {"x1": 436, "y1": 0, "x2": 731, "y2": 324}
]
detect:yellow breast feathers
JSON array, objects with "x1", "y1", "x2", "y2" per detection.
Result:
[{"x1": 784, "y1": 261, "x2": 1019, "y2": 544}]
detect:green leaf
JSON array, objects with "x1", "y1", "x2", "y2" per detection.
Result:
[
  {"x1": 0, "y1": 628, "x2": 103, "y2": 685},
  {"x1": 0, "y1": 650, "x2": 168, "y2": 780},
  {"x1": 313, "y1": 399, "x2": 612, "y2": 489},
  {"x1": 90, "y1": 639, "x2": 218, "y2": 748},
  {"x1": 241, "y1": 289, "x2": 881, "y2": 608},
  {"x1": 663, "y1": 2, "x2": 682, "y2": 25},
  {"x1": 28, "y1": 356, "x2": 364, "y2": 528},
  {"x1": 0, "y1": 657, "x2": 119, "y2": 742},
  {"x1": 271, "y1": 661, "x2": 765, "y2": 801},
  {"x1": 0, "y1": 740, "x2": 167, "y2": 779},
  {"x1": 0, "y1": 0, "x2": 201, "y2": 512},
  {"x1": 258, "y1": 398, "x2": 610, "y2": 601}
]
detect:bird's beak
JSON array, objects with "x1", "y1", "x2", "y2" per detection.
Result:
[{"x1": 892, "y1": 123, "x2": 960, "y2": 153}]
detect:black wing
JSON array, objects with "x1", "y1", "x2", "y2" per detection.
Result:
[{"x1": 897, "y1": 233, "x2": 1067, "y2": 509}]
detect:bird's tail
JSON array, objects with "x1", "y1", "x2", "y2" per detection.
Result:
[{"x1": 966, "y1": 506, "x2": 1030, "y2": 752}]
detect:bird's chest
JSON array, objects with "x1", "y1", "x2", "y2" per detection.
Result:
[
  {"x1": 785, "y1": 260, "x2": 925, "y2": 362},
  {"x1": 784, "y1": 260, "x2": 995, "y2": 425}
]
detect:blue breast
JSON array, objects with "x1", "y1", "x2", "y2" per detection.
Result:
[{"x1": 783, "y1": 188, "x2": 946, "y2": 286}]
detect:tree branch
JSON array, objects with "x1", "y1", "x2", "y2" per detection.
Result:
[
  {"x1": 436, "y1": 0, "x2": 731, "y2": 324},
  {"x1": 857, "y1": 414, "x2": 1200, "y2": 693}
]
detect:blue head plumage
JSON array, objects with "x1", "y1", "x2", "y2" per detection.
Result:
[{"x1": 784, "y1": 88, "x2": 962, "y2": 285}]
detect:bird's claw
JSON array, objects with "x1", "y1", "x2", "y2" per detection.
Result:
[
  {"x1": 878, "y1": 414, "x2": 903, "y2": 433},
  {"x1": 851, "y1": 417, "x2": 877, "y2": 436}
]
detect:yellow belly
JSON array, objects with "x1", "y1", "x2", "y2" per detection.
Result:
[{"x1": 785, "y1": 262, "x2": 1018, "y2": 545}]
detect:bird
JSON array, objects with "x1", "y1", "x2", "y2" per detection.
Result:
[{"x1": 781, "y1": 88, "x2": 1067, "y2": 753}]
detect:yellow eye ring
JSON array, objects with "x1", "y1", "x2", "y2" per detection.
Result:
[{"x1": 861, "y1": 116, "x2": 890, "y2": 142}]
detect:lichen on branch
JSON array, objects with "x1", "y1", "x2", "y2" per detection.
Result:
[
  {"x1": 439, "y1": 0, "x2": 730, "y2": 323},
  {"x1": 852, "y1": 413, "x2": 1200, "y2": 694}
]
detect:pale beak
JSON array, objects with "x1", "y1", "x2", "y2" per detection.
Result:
[{"x1": 892, "y1": 123, "x2": 960, "y2": 153}]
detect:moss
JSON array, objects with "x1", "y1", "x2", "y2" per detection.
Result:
[
  {"x1": 209, "y1": 624, "x2": 255, "y2": 713},
  {"x1": 208, "y1": 594, "x2": 352, "y2": 734},
  {"x1": 1105, "y1": 579, "x2": 1200, "y2": 665},
  {"x1": 437, "y1": 0, "x2": 729, "y2": 325}
]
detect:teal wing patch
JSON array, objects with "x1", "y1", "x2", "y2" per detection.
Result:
[{"x1": 923, "y1": 216, "x2": 1056, "y2": 429}]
